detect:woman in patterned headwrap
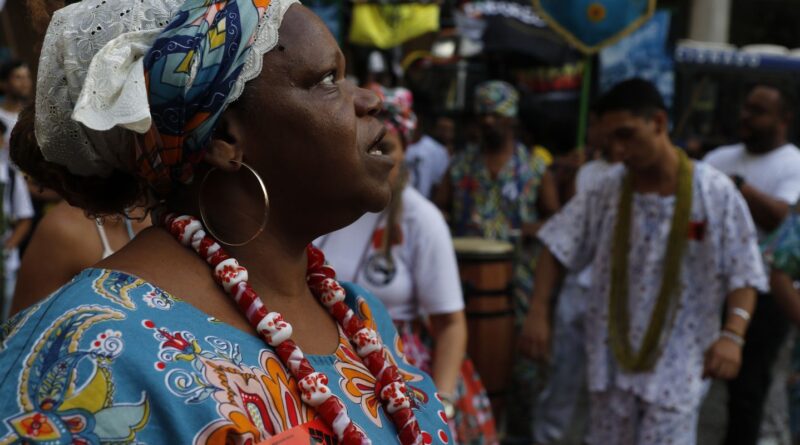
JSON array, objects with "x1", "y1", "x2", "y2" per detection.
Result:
[
  {"x1": 0, "y1": 0, "x2": 452, "y2": 444},
  {"x1": 317, "y1": 85, "x2": 498, "y2": 445}
]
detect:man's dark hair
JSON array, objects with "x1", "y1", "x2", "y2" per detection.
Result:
[
  {"x1": 0, "y1": 60, "x2": 27, "y2": 83},
  {"x1": 596, "y1": 78, "x2": 667, "y2": 118},
  {"x1": 746, "y1": 82, "x2": 796, "y2": 117}
]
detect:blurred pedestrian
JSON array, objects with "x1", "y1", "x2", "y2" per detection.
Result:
[
  {"x1": 434, "y1": 80, "x2": 559, "y2": 442},
  {"x1": 522, "y1": 78, "x2": 766, "y2": 445},
  {"x1": 406, "y1": 115, "x2": 451, "y2": 200},
  {"x1": 0, "y1": 60, "x2": 33, "y2": 149},
  {"x1": 704, "y1": 83, "x2": 800, "y2": 445},
  {"x1": 0, "y1": 119, "x2": 32, "y2": 321}
]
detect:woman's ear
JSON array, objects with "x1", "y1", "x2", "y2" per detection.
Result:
[{"x1": 205, "y1": 110, "x2": 245, "y2": 172}]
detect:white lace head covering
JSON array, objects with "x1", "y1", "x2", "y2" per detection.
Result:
[{"x1": 34, "y1": 0, "x2": 298, "y2": 180}]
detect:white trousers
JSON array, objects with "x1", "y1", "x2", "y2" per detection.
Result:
[{"x1": 587, "y1": 388, "x2": 700, "y2": 445}]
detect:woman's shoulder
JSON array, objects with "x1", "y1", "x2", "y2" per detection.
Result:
[
  {"x1": 1, "y1": 268, "x2": 311, "y2": 444},
  {"x1": 39, "y1": 201, "x2": 95, "y2": 234},
  {"x1": 24, "y1": 202, "x2": 99, "y2": 263},
  {"x1": 2, "y1": 269, "x2": 176, "y2": 365},
  {"x1": 0, "y1": 268, "x2": 205, "y2": 443}
]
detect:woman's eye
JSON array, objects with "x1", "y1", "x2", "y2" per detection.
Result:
[{"x1": 320, "y1": 72, "x2": 336, "y2": 85}]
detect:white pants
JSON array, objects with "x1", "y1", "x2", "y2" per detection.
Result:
[{"x1": 587, "y1": 388, "x2": 700, "y2": 445}]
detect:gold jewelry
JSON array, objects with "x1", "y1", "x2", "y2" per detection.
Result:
[{"x1": 199, "y1": 160, "x2": 269, "y2": 246}]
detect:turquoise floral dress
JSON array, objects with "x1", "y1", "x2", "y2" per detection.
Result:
[{"x1": 0, "y1": 269, "x2": 451, "y2": 444}]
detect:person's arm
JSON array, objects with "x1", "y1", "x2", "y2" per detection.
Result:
[
  {"x1": 519, "y1": 185, "x2": 598, "y2": 361},
  {"x1": 432, "y1": 172, "x2": 453, "y2": 221},
  {"x1": 703, "y1": 287, "x2": 756, "y2": 380},
  {"x1": 410, "y1": 195, "x2": 466, "y2": 394},
  {"x1": 4, "y1": 218, "x2": 31, "y2": 250},
  {"x1": 738, "y1": 182, "x2": 791, "y2": 232},
  {"x1": 521, "y1": 170, "x2": 560, "y2": 238},
  {"x1": 428, "y1": 311, "x2": 467, "y2": 396},
  {"x1": 519, "y1": 248, "x2": 565, "y2": 362},
  {"x1": 521, "y1": 171, "x2": 560, "y2": 237},
  {"x1": 770, "y1": 269, "x2": 800, "y2": 326}
]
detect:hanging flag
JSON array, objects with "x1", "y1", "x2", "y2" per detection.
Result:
[
  {"x1": 349, "y1": 2, "x2": 440, "y2": 49},
  {"x1": 457, "y1": 0, "x2": 579, "y2": 63},
  {"x1": 600, "y1": 11, "x2": 674, "y2": 106},
  {"x1": 533, "y1": 0, "x2": 656, "y2": 54}
]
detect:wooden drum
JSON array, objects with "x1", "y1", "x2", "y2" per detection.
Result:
[{"x1": 453, "y1": 237, "x2": 515, "y2": 421}]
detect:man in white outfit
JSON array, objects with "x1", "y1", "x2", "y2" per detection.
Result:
[{"x1": 522, "y1": 79, "x2": 766, "y2": 445}]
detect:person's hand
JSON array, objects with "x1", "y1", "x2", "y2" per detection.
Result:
[
  {"x1": 703, "y1": 335, "x2": 743, "y2": 380},
  {"x1": 519, "y1": 303, "x2": 551, "y2": 363}
]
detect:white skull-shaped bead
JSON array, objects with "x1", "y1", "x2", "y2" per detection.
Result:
[
  {"x1": 214, "y1": 258, "x2": 249, "y2": 293},
  {"x1": 353, "y1": 328, "x2": 381, "y2": 357},
  {"x1": 380, "y1": 381, "x2": 411, "y2": 414},
  {"x1": 319, "y1": 278, "x2": 346, "y2": 307},
  {"x1": 256, "y1": 312, "x2": 293, "y2": 346},
  {"x1": 299, "y1": 372, "x2": 332, "y2": 406}
]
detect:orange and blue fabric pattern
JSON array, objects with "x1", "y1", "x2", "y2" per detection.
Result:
[{"x1": 139, "y1": 0, "x2": 271, "y2": 191}]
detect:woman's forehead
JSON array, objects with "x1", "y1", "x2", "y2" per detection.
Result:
[{"x1": 277, "y1": 6, "x2": 339, "y2": 59}]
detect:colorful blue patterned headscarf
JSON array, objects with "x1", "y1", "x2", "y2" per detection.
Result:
[
  {"x1": 139, "y1": 0, "x2": 297, "y2": 190},
  {"x1": 474, "y1": 80, "x2": 519, "y2": 118}
]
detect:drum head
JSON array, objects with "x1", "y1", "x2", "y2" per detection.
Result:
[{"x1": 453, "y1": 237, "x2": 514, "y2": 261}]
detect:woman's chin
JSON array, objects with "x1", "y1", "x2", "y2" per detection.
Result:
[{"x1": 361, "y1": 183, "x2": 393, "y2": 213}]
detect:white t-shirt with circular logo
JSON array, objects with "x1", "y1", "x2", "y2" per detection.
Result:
[{"x1": 315, "y1": 186, "x2": 464, "y2": 321}]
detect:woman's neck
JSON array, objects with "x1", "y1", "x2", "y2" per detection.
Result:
[
  {"x1": 224, "y1": 224, "x2": 312, "y2": 299},
  {"x1": 158, "y1": 176, "x2": 332, "y2": 302}
]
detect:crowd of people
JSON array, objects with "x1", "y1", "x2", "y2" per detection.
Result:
[{"x1": 3, "y1": 1, "x2": 800, "y2": 445}]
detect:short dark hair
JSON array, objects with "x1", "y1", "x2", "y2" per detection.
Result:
[
  {"x1": 0, "y1": 59, "x2": 27, "y2": 83},
  {"x1": 746, "y1": 82, "x2": 796, "y2": 116},
  {"x1": 596, "y1": 78, "x2": 667, "y2": 118}
]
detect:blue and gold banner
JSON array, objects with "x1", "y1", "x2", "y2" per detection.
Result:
[{"x1": 533, "y1": 0, "x2": 656, "y2": 54}]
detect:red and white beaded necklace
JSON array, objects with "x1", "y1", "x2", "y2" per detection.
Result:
[{"x1": 163, "y1": 213, "x2": 426, "y2": 445}]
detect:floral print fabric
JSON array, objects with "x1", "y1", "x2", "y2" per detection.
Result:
[
  {"x1": 448, "y1": 143, "x2": 547, "y2": 302},
  {"x1": 395, "y1": 321, "x2": 498, "y2": 445},
  {"x1": 763, "y1": 202, "x2": 800, "y2": 277},
  {"x1": 0, "y1": 269, "x2": 451, "y2": 444}
]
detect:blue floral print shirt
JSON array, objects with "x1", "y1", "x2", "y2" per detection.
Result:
[{"x1": 0, "y1": 269, "x2": 452, "y2": 444}]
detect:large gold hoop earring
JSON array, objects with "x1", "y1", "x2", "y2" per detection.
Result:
[{"x1": 199, "y1": 160, "x2": 269, "y2": 246}]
